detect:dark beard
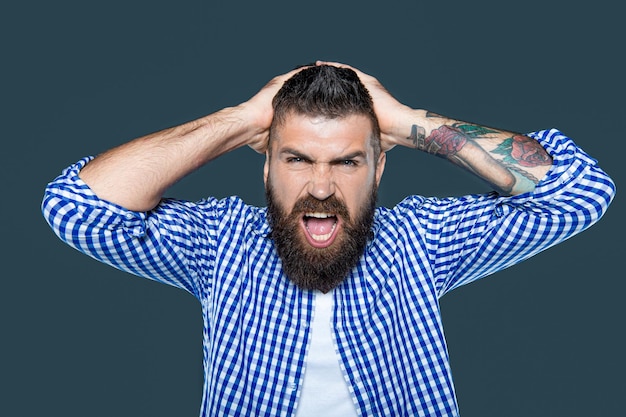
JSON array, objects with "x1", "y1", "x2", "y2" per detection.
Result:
[{"x1": 266, "y1": 181, "x2": 377, "y2": 293}]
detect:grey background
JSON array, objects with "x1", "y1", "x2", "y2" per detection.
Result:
[{"x1": 2, "y1": 0, "x2": 624, "y2": 416}]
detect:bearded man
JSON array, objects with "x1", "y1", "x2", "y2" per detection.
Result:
[{"x1": 42, "y1": 62, "x2": 614, "y2": 416}]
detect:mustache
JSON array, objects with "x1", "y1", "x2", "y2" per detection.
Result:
[{"x1": 289, "y1": 194, "x2": 351, "y2": 219}]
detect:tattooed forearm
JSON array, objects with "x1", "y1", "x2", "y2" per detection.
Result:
[
  {"x1": 409, "y1": 121, "x2": 553, "y2": 195},
  {"x1": 409, "y1": 123, "x2": 499, "y2": 155}
]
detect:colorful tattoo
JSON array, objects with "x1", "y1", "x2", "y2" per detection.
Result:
[
  {"x1": 416, "y1": 122, "x2": 498, "y2": 156},
  {"x1": 492, "y1": 135, "x2": 552, "y2": 168},
  {"x1": 506, "y1": 164, "x2": 540, "y2": 184},
  {"x1": 412, "y1": 120, "x2": 550, "y2": 194},
  {"x1": 451, "y1": 123, "x2": 498, "y2": 138},
  {"x1": 421, "y1": 125, "x2": 468, "y2": 156}
]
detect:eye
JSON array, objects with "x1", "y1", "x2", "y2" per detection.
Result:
[
  {"x1": 286, "y1": 157, "x2": 304, "y2": 163},
  {"x1": 342, "y1": 159, "x2": 357, "y2": 166}
]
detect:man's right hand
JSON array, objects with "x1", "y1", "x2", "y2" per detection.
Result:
[
  {"x1": 241, "y1": 66, "x2": 311, "y2": 154},
  {"x1": 78, "y1": 66, "x2": 305, "y2": 212}
]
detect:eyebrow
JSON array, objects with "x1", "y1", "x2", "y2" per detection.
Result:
[
  {"x1": 329, "y1": 151, "x2": 367, "y2": 164},
  {"x1": 279, "y1": 148, "x2": 367, "y2": 163},
  {"x1": 279, "y1": 148, "x2": 311, "y2": 160}
]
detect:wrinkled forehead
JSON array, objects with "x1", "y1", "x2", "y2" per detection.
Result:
[{"x1": 269, "y1": 111, "x2": 379, "y2": 157}]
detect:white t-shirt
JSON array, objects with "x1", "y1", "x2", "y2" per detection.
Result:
[{"x1": 295, "y1": 290, "x2": 358, "y2": 416}]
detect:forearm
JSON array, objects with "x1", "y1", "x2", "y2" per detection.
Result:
[
  {"x1": 390, "y1": 109, "x2": 553, "y2": 195},
  {"x1": 79, "y1": 105, "x2": 259, "y2": 211}
]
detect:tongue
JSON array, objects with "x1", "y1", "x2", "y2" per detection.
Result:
[{"x1": 306, "y1": 217, "x2": 335, "y2": 235}]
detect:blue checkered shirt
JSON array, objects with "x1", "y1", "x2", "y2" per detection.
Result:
[{"x1": 42, "y1": 129, "x2": 615, "y2": 416}]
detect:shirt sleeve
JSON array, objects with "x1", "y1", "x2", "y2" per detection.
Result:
[
  {"x1": 41, "y1": 157, "x2": 229, "y2": 299},
  {"x1": 397, "y1": 129, "x2": 616, "y2": 297}
]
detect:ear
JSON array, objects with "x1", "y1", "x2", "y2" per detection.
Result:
[
  {"x1": 263, "y1": 150, "x2": 270, "y2": 186},
  {"x1": 375, "y1": 151, "x2": 386, "y2": 186}
]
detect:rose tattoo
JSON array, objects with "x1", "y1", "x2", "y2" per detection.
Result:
[
  {"x1": 494, "y1": 135, "x2": 552, "y2": 167},
  {"x1": 420, "y1": 125, "x2": 468, "y2": 156}
]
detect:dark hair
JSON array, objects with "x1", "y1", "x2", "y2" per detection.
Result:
[{"x1": 270, "y1": 65, "x2": 381, "y2": 157}]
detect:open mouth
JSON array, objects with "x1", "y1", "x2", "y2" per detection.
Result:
[{"x1": 301, "y1": 212, "x2": 340, "y2": 248}]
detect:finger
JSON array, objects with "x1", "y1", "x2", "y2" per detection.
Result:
[
  {"x1": 282, "y1": 65, "x2": 309, "y2": 78},
  {"x1": 315, "y1": 60, "x2": 377, "y2": 82},
  {"x1": 263, "y1": 64, "x2": 312, "y2": 92},
  {"x1": 279, "y1": 64, "x2": 314, "y2": 80},
  {"x1": 255, "y1": 68, "x2": 300, "y2": 99},
  {"x1": 315, "y1": 60, "x2": 351, "y2": 69},
  {"x1": 315, "y1": 61, "x2": 368, "y2": 77}
]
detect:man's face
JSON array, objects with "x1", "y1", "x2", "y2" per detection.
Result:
[{"x1": 264, "y1": 113, "x2": 386, "y2": 292}]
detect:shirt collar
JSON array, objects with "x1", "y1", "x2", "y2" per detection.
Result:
[{"x1": 253, "y1": 207, "x2": 272, "y2": 238}]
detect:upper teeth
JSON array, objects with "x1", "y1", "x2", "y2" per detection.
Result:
[{"x1": 306, "y1": 212, "x2": 333, "y2": 218}]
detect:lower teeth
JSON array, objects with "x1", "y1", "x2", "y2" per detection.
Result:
[{"x1": 308, "y1": 223, "x2": 336, "y2": 242}]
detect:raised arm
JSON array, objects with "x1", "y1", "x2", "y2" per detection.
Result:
[
  {"x1": 79, "y1": 67, "x2": 303, "y2": 211},
  {"x1": 397, "y1": 110, "x2": 552, "y2": 196},
  {"x1": 319, "y1": 61, "x2": 553, "y2": 196}
]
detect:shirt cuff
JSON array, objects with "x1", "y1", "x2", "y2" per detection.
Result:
[
  {"x1": 45, "y1": 156, "x2": 148, "y2": 237},
  {"x1": 498, "y1": 128, "x2": 597, "y2": 204}
]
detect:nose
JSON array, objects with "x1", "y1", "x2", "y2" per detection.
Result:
[{"x1": 307, "y1": 164, "x2": 335, "y2": 200}]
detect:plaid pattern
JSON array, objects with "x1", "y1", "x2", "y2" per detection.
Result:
[{"x1": 42, "y1": 129, "x2": 615, "y2": 416}]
